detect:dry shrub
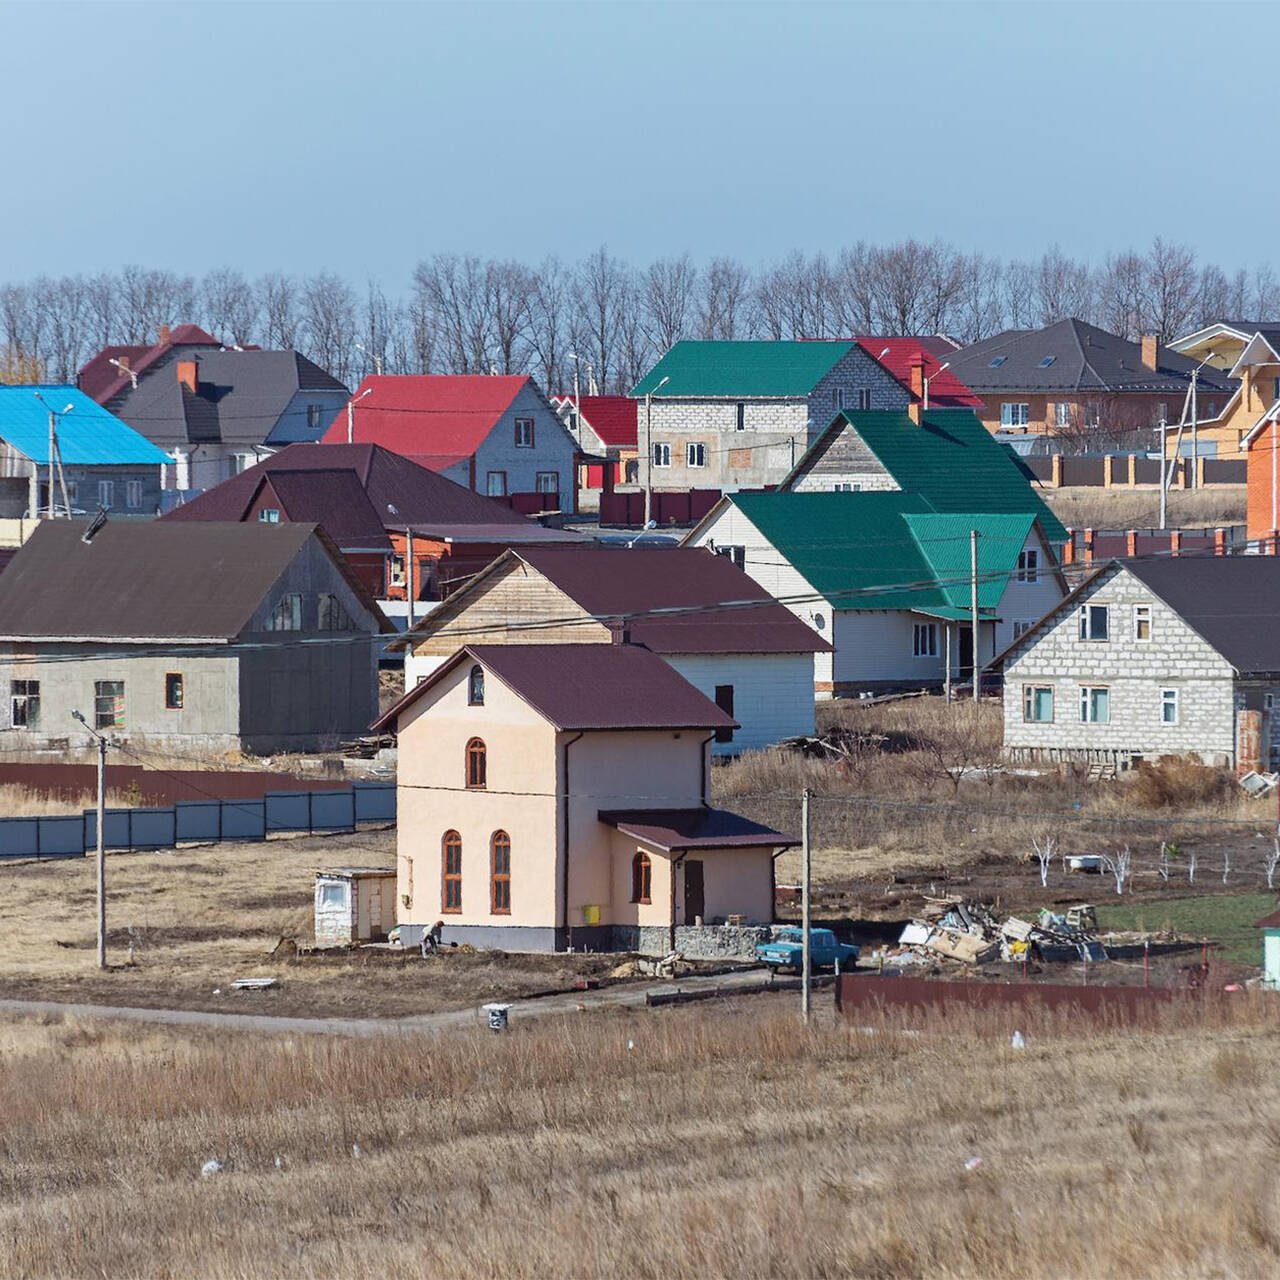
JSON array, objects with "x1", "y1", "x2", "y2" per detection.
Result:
[
  {"x1": 1127, "y1": 756, "x2": 1236, "y2": 810},
  {"x1": 1043, "y1": 485, "x2": 1246, "y2": 532}
]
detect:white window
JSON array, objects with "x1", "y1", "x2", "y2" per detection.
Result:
[
  {"x1": 486, "y1": 471, "x2": 507, "y2": 497},
  {"x1": 1079, "y1": 604, "x2": 1109, "y2": 641},
  {"x1": 912, "y1": 623, "x2": 938, "y2": 658},
  {"x1": 1016, "y1": 548, "x2": 1039, "y2": 583},
  {"x1": 11, "y1": 680, "x2": 39, "y2": 729},
  {"x1": 97, "y1": 480, "x2": 114, "y2": 509},
  {"x1": 125, "y1": 479, "x2": 143, "y2": 509},
  {"x1": 94, "y1": 680, "x2": 125, "y2": 730},
  {"x1": 258, "y1": 508, "x2": 281, "y2": 523},
  {"x1": 1054, "y1": 401, "x2": 1072, "y2": 428},
  {"x1": 686, "y1": 442, "x2": 706, "y2": 468},
  {"x1": 653, "y1": 442, "x2": 671, "y2": 468},
  {"x1": 1080, "y1": 686, "x2": 1110, "y2": 724},
  {"x1": 1161, "y1": 688, "x2": 1179, "y2": 725},
  {"x1": 1012, "y1": 620, "x2": 1033, "y2": 639},
  {"x1": 1023, "y1": 685, "x2": 1053, "y2": 722},
  {"x1": 388, "y1": 554, "x2": 407, "y2": 587},
  {"x1": 268, "y1": 593, "x2": 303, "y2": 631},
  {"x1": 833, "y1": 482, "x2": 860, "y2": 492},
  {"x1": 856, "y1": 388, "x2": 872, "y2": 411},
  {"x1": 318, "y1": 881, "x2": 348, "y2": 910},
  {"x1": 307, "y1": 404, "x2": 324, "y2": 429},
  {"x1": 1000, "y1": 402, "x2": 1031, "y2": 428},
  {"x1": 1134, "y1": 604, "x2": 1152, "y2": 642},
  {"x1": 535, "y1": 471, "x2": 559, "y2": 493},
  {"x1": 514, "y1": 418, "x2": 535, "y2": 448}
]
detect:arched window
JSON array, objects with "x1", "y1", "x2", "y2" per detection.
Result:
[
  {"x1": 631, "y1": 851, "x2": 652, "y2": 905},
  {"x1": 468, "y1": 665, "x2": 484, "y2": 706},
  {"x1": 465, "y1": 737, "x2": 487, "y2": 789},
  {"x1": 490, "y1": 830, "x2": 511, "y2": 914},
  {"x1": 441, "y1": 831, "x2": 462, "y2": 913}
]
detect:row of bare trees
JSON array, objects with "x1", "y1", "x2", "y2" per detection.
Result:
[{"x1": 4, "y1": 238, "x2": 1279, "y2": 392}]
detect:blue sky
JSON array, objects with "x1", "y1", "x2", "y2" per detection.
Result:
[{"x1": 2, "y1": 0, "x2": 1272, "y2": 285}]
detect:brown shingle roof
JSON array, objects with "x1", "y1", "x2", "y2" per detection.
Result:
[
  {"x1": 372, "y1": 643, "x2": 738, "y2": 733},
  {"x1": 598, "y1": 808, "x2": 794, "y2": 851}
]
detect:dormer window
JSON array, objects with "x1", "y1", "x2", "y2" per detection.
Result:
[
  {"x1": 1038, "y1": 356, "x2": 1056, "y2": 368},
  {"x1": 468, "y1": 665, "x2": 485, "y2": 706},
  {"x1": 989, "y1": 356, "x2": 1007, "y2": 368}
]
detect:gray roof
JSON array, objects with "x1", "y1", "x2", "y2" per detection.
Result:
[
  {"x1": 1123, "y1": 557, "x2": 1280, "y2": 676},
  {"x1": 947, "y1": 319, "x2": 1236, "y2": 395},
  {"x1": 111, "y1": 349, "x2": 348, "y2": 447},
  {"x1": 0, "y1": 519, "x2": 379, "y2": 642}
]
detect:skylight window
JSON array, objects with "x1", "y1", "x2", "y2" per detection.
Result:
[
  {"x1": 989, "y1": 356, "x2": 1007, "y2": 367},
  {"x1": 1038, "y1": 356, "x2": 1057, "y2": 368}
]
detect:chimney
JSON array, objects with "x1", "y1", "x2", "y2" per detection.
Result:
[
  {"x1": 1140, "y1": 333, "x2": 1159, "y2": 373},
  {"x1": 176, "y1": 357, "x2": 198, "y2": 394},
  {"x1": 907, "y1": 355, "x2": 926, "y2": 423},
  {"x1": 158, "y1": 324, "x2": 172, "y2": 347}
]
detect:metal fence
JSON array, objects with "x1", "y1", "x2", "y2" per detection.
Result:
[{"x1": 0, "y1": 782, "x2": 396, "y2": 862}]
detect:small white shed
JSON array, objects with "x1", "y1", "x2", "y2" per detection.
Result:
[
  {"x1": 314, "y1": 867, "x2": 397, "y2": 946},
  {"x1": 1258, "y1": 908, "x2": 1280, "y2": 988}
]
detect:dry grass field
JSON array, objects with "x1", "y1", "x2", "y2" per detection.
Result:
[
  {"x1": 2, "y1": 995, "x2": 1280, "y2": 1278},
  {"x1": 1041, "y1": 484, "x2": 1246, "y2": 532}
]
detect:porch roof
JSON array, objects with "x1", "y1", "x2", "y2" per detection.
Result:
[{"x1": 599, "y1": 807, "x2": 795, "y2": 852}]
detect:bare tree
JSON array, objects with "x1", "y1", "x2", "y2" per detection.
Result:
[
  {"x1": 641, "y1": 254, "x2": 697, "y2": 353},
  {"x1": 299, "y1": 272, "x2": 357, "y2": 384},
  {"x1": 1035, "y1": 246, "x2": 1093, "y2": 325},
  {"x1": 117, "y1": 265, "x2": 196, "y2": 344},
  {"x1": 44, "y1": 275, "x2": 89, "y2": 381},
  {"x1": 526, "y1": 256, "x2": 572, "y2": 392},
  {"x1": 1101, "y1": 845, "x2": 1132, "y2": 896},
  {"x1": 572, "y1": 246, "x2": 634, "y2": 392},
  {"x1": 257, "y1": 273, "x2": 300, "y2": 349},
  {"x1": 1030, "y1": 832, "x2": 1058, "y2": 888},
  {"x1": 1266, "y1": 839, "x2": 1280, "y2": 891},
  {"x1": 1144, "y1": 238, "x2": 1199, "y2": 339},
  {"x1": 1096, "y1": 251, "x2": 1146, "y2": 340},
  {"x1": 697, "y1": 256, "x2": 751, "y2": 339},
  {"x1": 1222, "y1": 847, "x2": 1232, "y2": 886},
  {"x1": 488, "y1": 259, "x2": 534, "y2": 375},
  {"x1": 200, "y1": 269, "x2": 258, "y2": 345}
]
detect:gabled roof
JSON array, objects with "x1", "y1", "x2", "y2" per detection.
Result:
[
  {"x1": 372, "y1": 642, "x2": 738, "y2": 733},
  {"x1": 598, "y1": 808, "x2": 793, "y2": 851},
  {"x1": 161, "y1": 443, "x2": 534, "y2": 543},
  {"x1": 253, "y1": 471, "x2": 392, "y2": 551},
  {"x1": 109, "y1": 349, "x2": 348, "y2": 447},
  {"x1": 553, "y1": 395, "x2": 638, "y2": 447},
  {"x1": 854, "y1": 338, "x2": 985, "y2": 408},
  {"x1": 394, "y1": 545, "x2": 829, "y2": 654},
  {"x1": 780, "y1": 407, "x2": 1067, "y2": 541},
  {"x1": 715, "y1": 491, "x2": 1044, "y2": 615},
  {"x1": 320, "y1": 374, "x2": 544, "y2": 467},
  {"x1": 0, "y1": 519, "x2": 389, "y2": 642},
  {"x1": 0, "y1": 386, "x2": 169, "y2": 465},
  {"x1": 79, "y1": 325, "x2": 220, "y2": 403},
  {"x1": 630, "y1": 341, "x2": 856, "y2": 398},
  {"x1": 1228, "y1": 331, "x2": 1280, "y2": 379},
  {"x1": 946, "y1": 319, "x2": 1236, "y2": 395}
]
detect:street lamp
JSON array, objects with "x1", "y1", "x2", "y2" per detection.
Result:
[
  {"x1": 72, "y1": 710, "x2": 109, "y2": 971},
  {"x1": 346, "y1": 386, "x2": 374, "y2": 444},
  {"x1": 922, "y1": 361, "x2": 950, "y2": 412},
  {"x1": 354, "y1": 342, "x2": 383, "y2": 376},
  {"x1": 644, "y1": 375, "x2": 670, "y2": 527},
  {"x1": 32, "y1": 391, "x2": 75, "y2": 518},
  {"x1": 107, "y1": 357, "x2": 138, "y2": 390}
]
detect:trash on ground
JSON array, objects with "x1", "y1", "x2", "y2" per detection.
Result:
[
  {"x1": 230, "y1": 977, "x2": 279, "y2": 991},
  {"x1": 200, "y1": 1159, "x2": 224, "y2": 1178},
  {"x1": 1239, "y1": 770, "x2": 1278, "y2": 797}
]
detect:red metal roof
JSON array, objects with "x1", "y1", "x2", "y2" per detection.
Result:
[
  {"x1": 320, "y1": 374, "x2": 530, "y2": 463},
  {"x1": 79, "y1": 325, "x2": 221, "y2": 403},
  {"x1": 855, "y1": 337, "x2": 985, "y2": 408},
  {"x1": 373, "y1": 642, "x2": 738, "y2": 733},
  {"x1": 554, "y1": 395, "x2": 637, "y2": 448}
]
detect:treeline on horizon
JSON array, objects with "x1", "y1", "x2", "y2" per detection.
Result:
[{"x1": 2, "y1": 238, "x2": 1274, "y2": 395}]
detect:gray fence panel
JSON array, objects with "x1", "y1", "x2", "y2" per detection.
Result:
[
  {"x1": 1060, "y1": 456, "x2": 1106, "y2": 486},
  {"x1": 265, "y1": 791, "x2": 312, "y2": 832},
  {"x1": 175, "y1": 801, "x2": 221, "y2": 843},
  {"x1": 311, "y1": 790, "x2": 357, "y2": 831},
  {"x1": 220, "y1": 799, "x2": 266, "y2": 842},
  {"x1": 354, "y1": 782, "x2": 396, "y2": 823},
  {"x1": 0, "y1": 815, "x2": 85, "y2": 859},
  {"x1": 1025, "y1": 457, "x2": 1053, "y2": 481},
  {"x1": 84, "y1": 808, "x2": 176, "y2": 851},
  {"x1": 1203, "y1": 459, "x2": 1247, "y2": 484}
]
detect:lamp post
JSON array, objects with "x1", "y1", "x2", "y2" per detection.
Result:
[
  {"x1": 107, "y1": 357, "x2": 138, "y2": 390},
  {"x1": 32, "y1": 391, "x2": 75, "y2": 518},
  {"x1": 354, "y1": 342, "x2": 383, "y2": 376},
  {"x1": 644, "y1": 375, "x2": 670, "y2": 528},
  {"x1": 922, "y1": 361, "x2": 950, "y2": 412},
  {"x1": 71, "y1": 710, "x2": 108, "y2": 971},
  {"x1": 346, "y1": 387, "x2": 374, "y2": 444}
]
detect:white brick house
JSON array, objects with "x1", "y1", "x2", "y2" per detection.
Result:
[{"x1": 998, "y1": 557, "x2": 1280, "y2": 771}]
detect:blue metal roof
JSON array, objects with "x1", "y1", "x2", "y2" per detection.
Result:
[{"x1": 0, "y1": 385, "x2": 170, "y2": 465}]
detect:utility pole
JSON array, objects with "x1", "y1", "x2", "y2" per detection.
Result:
[
  {"x1": 1190, "y1": 367, "x2": 1199, "y2": 491},
  {"x1": 944, "y1": 622, "x2": 952, "y2": 701},
  {"x1": 801, "y1": 787, "x2": 812, "y2": 1022},
  {"x1": 33, "y1": 392, "x2": 75, "y2": 517},
  {"x1": 346, "y1": 386, "x2": 373, "y2": 444},
  {"x1": 405, "y1": 528, "x2": 416, "y2": 630},
  {"x1": 72, "y1": 711, "x2": 108, "y2": 970},
  {"x1": 1158, "y1": 417, "x2": 1168, "y2": 530},
  {"x1": 970, "y1": 529, "x2": 981, "y2": 704},
  {"x1": 643, "y1": 375, "x2": 669, "y2": 529}
]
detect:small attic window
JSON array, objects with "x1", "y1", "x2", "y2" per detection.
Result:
[
  {"x1": 1038, "y1": 356, "x2": 1057, "y2": 368},
  {"x1": 989, "y1": 356, "x2": 1007, "y2": 368}
]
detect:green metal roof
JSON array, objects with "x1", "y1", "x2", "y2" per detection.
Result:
[
  {"x1": 727, "y1": 490, "x2": 1040, "y2": 612},
  {"x1": 786, "y1": 408, "x2": 1067, "y2": 542},
  {"x1": 630, "y1": 341, "x2": 856, "y2": 398}
]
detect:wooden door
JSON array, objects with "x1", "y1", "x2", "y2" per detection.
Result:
[{"x1": 684, "y1": 860, "x2": 705, "y2": 925}]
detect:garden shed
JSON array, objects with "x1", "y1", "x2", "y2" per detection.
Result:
[{"x1": 314, "y1": 867, "x2": 397, "y2": 946}]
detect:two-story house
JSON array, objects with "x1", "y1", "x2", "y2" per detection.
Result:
[
  {"x1": 685, "y1": 491, "x2": 1066, "y2": 697},
  {"x1": 945, "y1": 319, "x2": 1235, "y2": 450},
  {"x1": 550, "y1": 394, "x2": 639, "y2": 497},
  {"x1": 628, "y1": 340, "x2": 910, "y2": 492},
  {"x1": 998, "y1": 556, "x2": 1280, "y2": 773},
  {"x1": 325, "y1": 375, "x2": 580, "y2": 514},
  {"x1": 373, "y1": 642, "x2": 792, "y2": 953},
  {"x1": 79, "y1": 326, "x2": 351, "y2": 492}
]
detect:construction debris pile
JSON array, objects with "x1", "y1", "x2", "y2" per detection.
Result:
[{"x1": 894, "y1": 897, "x2": 1108, "y2": 967}]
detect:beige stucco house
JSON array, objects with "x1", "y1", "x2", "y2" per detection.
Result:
[{"x1": 374, "y1": 642, "x2": 792, "y2": 953}]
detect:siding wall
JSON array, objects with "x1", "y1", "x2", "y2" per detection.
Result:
[
  {"x1": 475, "y1": 384, "x2": 578, "y2": 503},
  {"x1": 1001, "y1": 564, "x2": 1239, "y2": 765}
]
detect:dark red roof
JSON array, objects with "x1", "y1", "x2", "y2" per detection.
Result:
[
  {"x1": 510, "y1": 546, "x2": 829, "y2": 654},
  {"x1": 162, "y1": 443, "x2": 534, "y2": 546},
  {"x1": 79, "y1": 325, "x2": 220, "y2": 403},
  {"x1": 372, "y1": 643, "x2": 737, "y2": 733},
  {"x1": 598, "y1": 808, "x2": 794, "y2": 851},
  {"x1": 555, "y1": 395, "x2": 638, "y2": 448},
  {"x1": 856, "y1": 337, "x2": 984, "y2": 408},
  {"x1": 256, "y1": 471, "x2": 392, "y2": 551},
  {"x1": 320, "y1": 374, "x2": 530, "y2": 465},
  {"x1": 1257, "y1": 908, "x2": 1280, "y2": 929}
]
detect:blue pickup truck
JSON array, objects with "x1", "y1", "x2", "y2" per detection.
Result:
[{"x1": 756, "y1": 927, "x2": 859, "y2": 972}]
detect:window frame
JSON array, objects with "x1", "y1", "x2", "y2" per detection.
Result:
[
  {"x1": 1012, "y1": 620, "x2": 1034, "y2": 640},
  {"x1": 258, "y1": 508, "x2": 281, "y2": 524},
  {"x1": 1078, "y1": 603, "x2": 1110, "y2": 642},
  {"x1": 307, "y1": 403, "x2": 324, "y2": 430},
  {"x1": 534, "y1": 470, "x2": 559, "y2": 494},
  {"x1": 468, "y1": 665, "x2": 485, "y2": 706},
  {"x1": 652, "y1": 442, "x2": 671, "y2": 468},
  {"x1": 514, "y1": 417, "x2": 535, "y2": 448},
  {"x1": 10, "y1": 679, "x2": 39, "y2": 730},
  {"x1": 631, "y1": 850, "x2": 652, "y2": 904},
  {"x1": 97, "y1": 479, "x2": 115, "y2": 509},
  {"x1": 1160, "y1": 687, "x2": 1179, "y2": 725},
  {"x1": 490, "y1": 830, "x2": 511, "y2": 915},
  {"x1": 686, "y1": 442, "x2": 707, "y2": 468},
  {"x1": 1134, "y1": 604, "x2": 1152, "y2": 642},
  {"x1": 465, "y1": 737, "x2": 487, "y2": 790},
  {"x1": 94, "y1": 680, "x2": 125, "y2": 730},
  {"x1": 268, "y1": 593, "x2": 303, "y2": 631},
  {"x1": 912, "y1": 622, "x2": 939, "y2": 658},
  {"x1": 164, "y1": 672, "x2": 184, "y2": 710},
  {"x1": 441, "y1": 830, "x2": 462, "y2": 913},
  {"x1": 486, "y1": 471, "x2": 508, "y2": 497},
  {"x1": 714, "y1": 683, "x2": 735, "y2": 744},
  {"x1": 735, "y1": 403, "x2": 746, "y2": 431},
  {"x1": 1054, "y1": 401, "x2": 1072, "y2": 428},
  {"x1": 1016, "y1": 548, "x2": 1039, "y2": 583},
  {"x1": 318, "y1": 593, "x2": 354, "y2": 632},
  {"x1": 1079, "y1": 685, "x2": 1110, "y2": 724},
  {"x1": 1023, "y1": 684, "x2": 1054, "y2": 723},
  {"x1": 318, "y1": 881, "x2": 348, "y2": 910},
  {"x1": 1000, "y1": 402, "x2": 1031, "y2": 428},
  {"x1": 856, "y1": 387, "x2": 873, "y2": 412},
  {"x1": 125, "y1": 478, "x2": 143, "y2": 509}
]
